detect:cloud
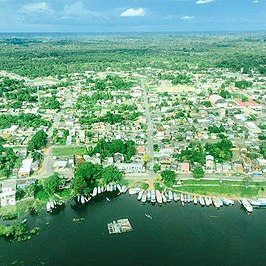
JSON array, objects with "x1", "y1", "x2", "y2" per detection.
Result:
[
  {"x1": 21, "y1": 2, "x2": 51, "y2": 13},
  {"x1": 180, "y1": 15, "x2": 194, "y2": 20},
  {"x1": 253, "y1": 0, "x2": 259, "y2": 3},
  {"x1": 120, "y1": 8, "x2": 145, "y2": 17},
  {"x1": 195, "y1": 0, "x2": 214, "y2": 4}
]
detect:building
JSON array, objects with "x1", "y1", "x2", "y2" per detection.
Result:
[
  {"x1": 0, "y1": 180, "x2": 16, "y2": 207},
  {"x1": 18, "y1": 158, "x2": 33, "y2": 178},
  {"x1": 180, "y1": 163, "x2": 190, "y2": 174},
  {"x1": 115, "y1": 162, "x2": 144, "y2": 174},
  {"x1": 206, "y1": 155, "x2": 214, "y2": 173}
]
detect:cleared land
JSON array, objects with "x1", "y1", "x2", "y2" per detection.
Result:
[{"x1": 52, "y1": 147, "x2": 88, "y2": 157}]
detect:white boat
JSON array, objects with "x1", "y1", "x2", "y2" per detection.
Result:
[
  {"x1": 97, "y1": 186, "x2": 101, "y2": 194},
  {"x1": 81, "y1": 196, "x2": 85, "y2": 204},
  {"x1": 208, "y1": 197, "x2": 213, "y2": 205},
  {"x1": 106, "y1": 197, "x2": 110, "y2": 202},
  {"x1": 173, "y1": 193, "x2": 178, "y2": 202},
  {"x1": 147, "y1": 190, "x2": 151, "y2": 201},
  {"x1": 187, "y1": 194, "x2": 191, "y2": 203},
  {"x1": 156, "y1": 190, "x2": 162, "y2": 204},
  {"x1": 194, "y1": 196, "x2": 197, "y2": 204},
  {"x1": 141, "y1": 193, "x2": 147, "y2": 203},
  {"x1": 177, "y1": 194, "x2": 180, "y2": 201},
  {"x1": 205, "y1": 197, "x2": 210, "y2": 207},
  {"x1": 180, "y1": 193, "x2": 184, "y2": 202},
  {"x1": 117, "y1": 184, "x2": 122, "y2": 192},
  {"x1": 145, "y1": 214, "x2": 152, "y2": 220},
  {"x1": 106, "y1": 185, "x2": 110, "y2": 192},
  {"x1": 151, "y1": 190, "x2": 156, "y2": 203},
  {"x1": 85, "y1": 196, "x2": 91, "y2": 202},
  {"x1": 241, "y1": 198, "x2": 253, "y2": 212},
  {"x1": 113, "y1": 185, "x2": 117, "y2": 191},
  {"x1": 162, "y1": 193, "x2": 167, "y2": 203},
  {"x1": 212, "y1": 197, "x2": 220, "y2": 208},
  {"x1": 46, "y1": 202, "x2": 51, "y2": 212},
  {"x1": 50, "y1": 200, "x2": 54, "y2": 209},
  {"x1": 250, "y1": 198, "x2": 266, "y2": 207},
  {"x1": 92, "y1": 187, "x2": 97, "y2": 197},
  {"x1": 184, "y1": 194, "x2": 187, "y2": 203},
  {"x1": 168, "y1": 190, "x2": 173, "y2": 201},
  {"x1": 77, "y1": 195, "x2": 80, "y2": 202},
  {"x1": 138, "y1": 190, "x2": 144, "y2": 201},
  {"x1": 101, "y1": 186, "x2": 104, "y2": 193},
  {"x1": 122, "y1": 186, "x2": 127, "y2": 193},
  {"x1": 199, "y1": 196, "x2": 205, "y2": 206},
  {"x1": 216, "y1": 197, "x2": 224, "y2": 207},
  {"x1": 129, "y1": 188, "x2": 141, "y2": 195},
  {"x1": 222, "y1": 198, "x2": 230, "y2": 206}
]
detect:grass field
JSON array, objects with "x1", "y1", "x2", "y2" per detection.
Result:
[{"x1": 52, "y1": 147, "x2": 88, "y2": 157}]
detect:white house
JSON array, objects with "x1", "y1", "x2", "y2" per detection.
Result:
[
  {"x1": 0, "y1": 180, "x2": 16, "y2": 207},
  {"x1": 18, "y1": 158, "x2": 33, "y2": 178}
]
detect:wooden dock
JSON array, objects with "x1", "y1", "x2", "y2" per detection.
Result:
[{"x1": 107, "y1": 219, "x2": 133, "y2": 234}]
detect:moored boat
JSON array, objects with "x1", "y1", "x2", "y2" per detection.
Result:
[
  {"x1": 162, "y1": 193, "x2": 167, "y2": 203},
  {"x1": 97, "y1": 186, "x2": 101, "y2": 194},
  {"x1": 173, "y1": 193, "x2": 178, "y2": 202},
  {"x1": 241, "y1": 198, "x2": 253, "y2": 212},
  {"x1": 151, "y1": 190, "x2": 156, "y2": 203},
  {"x1": 141, "y1": 192, "x2": 147, "y2": 203},
  {"x1": 194, "y1": 195, "x2": 197, "y2": 204},
  {"x1": 187, "y1": 194, "x2": 191, "y2": 203},
  {"x1": 156, "y1": 190, "x2": 162, "y2": 204},
  {"x1": 145, "y1": 214, "x2": 152, "y2": 220},
  {"x1": 168, "y1": 190, "x2": 173, "y2": 201},
  {"x1": 199, "y1": 196, "x2": 205, "y2": 206},
  {"x1": 138, "y1": 190, "x2": 144, "y2": 201},
  {"x1": 180, "y1": 193, "x2": 184, "y2": 202},
  {"x1": 46, "y1": 201, "x2": 51, "y2": 212},
  {"x1": 129, "y1": 188, "x2": 141, "y2": 195},
  {"x1": 147, "y1": 190, "x2": 151, "y2": 201},
  {"x1": 216, "y1": 196, "x2": 224, "y2": 207},
  {"x1": 250, "y1": 198, "x2": 266, "y2": 207},
  {"x1": 205, "y1": 196, "x2": 210, "y2": 207},
  {"x1": 212, "y1": 196, "x2": 220, "y2": 208}
]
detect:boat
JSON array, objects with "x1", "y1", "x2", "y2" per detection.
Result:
[
  {"x1": 187, "y1": 194, "x2": 191, "y2": 203},
  {"x1": 106, "y1": 197, "x2": 110, "y2": 202},
  {"x1": 106, "y1": 184, "x2": 110, "y2": 192},
  {"x1": 101, "y1": 186, "x2": 104, "y2": 193},
  {"x1": 173, "y1": 193, "x2": 178, "y2": 202},
  {"x1": 117, "y1": 184, "x2": 122, "y2": 192},
  {"x1": 212, "y1": 196, "x2": 220, "y2": 208},
  {"x1": 46, "y1": 201, "x2": 51, "y2": 212},
  {"x1": 208, "y1": 197, "x2": 213, "y2": 205},
  {"x1": 156, "y1": 190, "x2": 162, "y2": 204},
  {"x1": 81, "y1": 196, "x2": 85, "y2": 204},
  {"x1": 205, "y1": 197, "x2": 210, "y2": 207},
  {"x1": 121, "y1": 186, "x2": 127, "y2": 193},
  {"x1": 181, "y1": 201, "x2": 185, "y2": 207},
  {"x1": 85, "y1": 197, "x2": 91, "y2": 202},
  {"x1": 241, "y1": 198, "x2": 253, "y2": 212},
  {"x1": 109, "y1": 185, "x2": 113, "y2": 192},
  {"x1": 227, "y1": 199, "x2": 234, "y2": 205},
  {"x1": 162, "y1": 193, "x2": 167, "y2": 203},
  {"x1": 216, "y1": 197, "x2": 224, "y2": 206},
  {"x1": 77, "y1": 195, "x2": 80, "y2": 202},
  {"x1": 145, "y1": 214, "x2": 152, "y2": 220},
  {"x1": 92, "y1": 187, "x2": 97, "y2": 197},
  {"x1": 128, "y1": 188, "x2": 141, "y2": 195},
  {"x1": 141, "y1": 192, "x2": 147, "y2": 203},
  {"x1": 97, "y1": 186, "x2": 101, "y2": 194},
  {"x1": 177, "y1": 194, "x2": 180, "y2": 201},
  {"x1": 250, "y1": 198, "x2": 266, "y2": 207},
  {"x1": 22, "y1": 219, "x2": 27, "y2": 224},
  {"x1": 50, "y1": 200, "x2": 55, "y2": 209},
  {"x1": 194, "y1": 195, "x2": 197, "y2": 204},
  {"x1": 138, "y1": 190, "x2": 144, "y2": 201},
  {"x1": 168, "y1": 190, "x2": 173, "y2": 201},
  {"x1": 199, "y1": 196, "x2": 205, "y2": 206},
  {"x1": 222, "y1": 198, "x2": 230, "y2": 206},
  {"x1": 180, "y1": 193, "x2": 184, "y2": 202},
  {"x1": 151, "y1": 190, "x2": 156, "y2": 203},
  {"x1": 147, "y1": 190, "x2": 151, "y2": 201}
]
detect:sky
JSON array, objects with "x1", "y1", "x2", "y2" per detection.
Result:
[{"x1": 0, "y1": 0, "x2": 265, "y2": 32}]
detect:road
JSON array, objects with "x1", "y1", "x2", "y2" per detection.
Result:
[{"x1": 142, "y1": 80, "x2": 156, "y2": 178}]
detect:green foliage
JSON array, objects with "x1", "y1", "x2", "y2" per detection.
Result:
[
  {"x1": 161, "y1": 170, "x2": 176, "y2": 184},
  {"x1": 28, "y1": 130, "x2": 48, "y2": 152},
  {"x1": 153, "y1": 164, "x2": 161, "y2": 172},
  {"x1": 0, "y1": 223, "x2": 28, "y2": 241},
  {"x1": 44, "y1": 174, "x2": 65, "y2": 195},
  {"x1": 235, "y1": 80, "x2": 252, "y2": 90},
  {"x1": 193, "y1": 166, "x2": 204, "y2": 179},
  {"x1": 41, "y1": 96, "x2": 60, "y2": 109},
  {"x1": 0, "y1": 145, "x2": 17, "y2": 177},
  {"x1": 102, "y1": 165, "x2": 122, "y2": 184}
]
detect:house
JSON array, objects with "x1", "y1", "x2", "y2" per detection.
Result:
[
  {"x1": 18, "y1": 158, "x2": 33, "y2": 178},
  {"x1": 180, "y1": 163, "x2": 190, "y2": 174},
  {"x1": 0, "y1": 180, "x2": 16, "y2": 207},
  {"x1": 206, "y1": 155, "x2": 214, "y2": 173},
  {"x1": 115, "y1": 162, "x2": 144, "y2": 174}
]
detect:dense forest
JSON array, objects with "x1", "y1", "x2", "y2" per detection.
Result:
[{"x1": 0, "y1": 33, "x2": 265, "y2": 78}]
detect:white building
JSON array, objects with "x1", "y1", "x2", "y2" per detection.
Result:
[{"x1": 18, "y1": 158, "x2": 33, "y2": 178}]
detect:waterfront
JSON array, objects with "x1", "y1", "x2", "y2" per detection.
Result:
[{"x1": 1, "y1": 193, "x2": 266, "y2": 266}]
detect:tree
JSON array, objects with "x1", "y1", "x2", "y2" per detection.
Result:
[
  {"x1": 193, "y1": 167, "x2": 204, "y2": 179},
  {"x1": 102, "y1": 165, "x2": 122, "y2": 184},
  {"x1": 28, "y1": 130, "x2": 48, "y2": 152},
  {"x1": 153, "y1": 164, "x2": 161, "y2": 173},
  {"x1": 161, "y1": 170, "x2": 176, "y2": 184},
  {"x1": 44, "y1": 174, "x2": 65, "y2": 195},
  {"x1": 142, "y1": 154, "x2": 151, "y2": 163}
]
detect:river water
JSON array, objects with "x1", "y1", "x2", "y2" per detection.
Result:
[{"x1": 0, "y1": 192, "x2": 265, "y2": 266}]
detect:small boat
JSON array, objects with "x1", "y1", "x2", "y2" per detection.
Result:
[
  {"x1": 92, "y1": 187, "x2": 97, "y2": 197},
  {"x1": 156, "y1": 190, "x2": 162, "y2": 204},
  {"x1": 241, "y1": 198, "x2": 253, "y2": 212},
  {"x1": 147, "y1": 190, "x2": 151, "y2": 201},
  {"x1": 173, "y1": 193, "x2": 178, "y2": 202},
  {"x1": 97, "y1": 186, "x2": 101, "y2": 194},
  {"x1": 199, "y1": 196, "x2": 205, "y2": 206},
  {"x1": 162, "y1": 193, "x2": 167, "y2": 203},
  {"x1": 145, "y1": 214, "x2": 152, "y2": 220},
  {"x1": 106, "y1": 184, "x2": 110, "y2": 192},
  {"x1": 113, "y1": 184, "x2": 117, "y2": 191},
  {"x1": 151, "y1": 190, "x2": 156, "y2": 203},
  {"x1": 109, "y1": 185, "x2": 113, "y2": 192},
  {"x1": 168, "y1": 190, "x2": 173, "y2": 201},
  {"x1": 22, "y1": 219, "x2": 27, "y2": 224},
  {"x1": 46, "y1": 201, "x2": 51, "y2": 212},
  {"x1": 205, "y1": 197, "x2": 210, "y2": 207},
  {"x1": 50, "y1": 200, "x2": 55, "y2": 209},
  {"x1": 117, "y1": 184, "x2": 122, "y2": 192},
  {"x1": 85, "y1": 197, "x2": 91, "y2": 202},
  {"x1": 212, "y1": 196, "x2": 220, "y2": 208},
  {"x1": 187, "y1": 194, "x2": 191, "y2": 203},
  {"x1": 216, "y1": 197, "x2": 224, "y2": 207},
  {"x1": 180, "y1": 193, "x2": 184, "y2": 202},
  {"x1": 222, "y1": 198, "x2": 230, "y2": 206},
  {"x1": 128, "y1": 188, "x2": 141, "y2": 195},
  {"x1": 101, "y1": 186, "x2": 104, "y2": 193},
  {"x1": 208, "y1": 197, "x2": 213, "y2": 205},
  {"x1": 177, "y1": 194, "x2": 180, "y2": 201},
  {"x1": 141, "y1": 193, "x2": 147, "y2": 203},
  {"x1": 106, "y1": 197, "x2": 110, "y2": 202},
  {"x1": 81, "y1": 196, "x2": 85, "y2": 204},
  {"x1": 122, "y1": 186, "x2": 127, "y2": 193},
  {"x1": 138, "y1": 190, "x2": 144, "y2": 201},
  {"x1": 184, "y1": 194, "x2": 187, "y2": 203},
  {"x1": 181, "y1": 201, "x2": 185, "y2": 207},
  {"x1": 250, "y1": 198, "x2": 266, "y2": 207},
  {"x1": 194, "y1": 195, "x2": 197, "y2": 204}
]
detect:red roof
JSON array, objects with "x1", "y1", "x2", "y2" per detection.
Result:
[{"x1": 234, "y1": 99, "x2": 261, "y2": 107}]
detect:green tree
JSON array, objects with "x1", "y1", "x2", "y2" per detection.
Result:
[
  {"x1": 193, "y1": 166, "x2": 204, "y2": 179},
  {"x1": 102, "y1": 165, "x2": 122, "y2": 184},
  {"x1": 44, "y1": 174, "x2": 65, "y2": 195},
  {"x1": 28, "y1": 130, "x2": 48, "y2": 152},
  {"x1": 153, "y1": 164, "x2": 161, "y2": 173},
  {"x1": 161, "y1": 170, "x2": 176, "y2": 184}
]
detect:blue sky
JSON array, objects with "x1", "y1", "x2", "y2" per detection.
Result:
[{"x1": 0, "y1": 0, "x2": 265, "y2": 32}]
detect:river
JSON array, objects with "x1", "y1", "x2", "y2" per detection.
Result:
[{"x1": 0, "y1": 193, "x2": 265, "y2": 266}]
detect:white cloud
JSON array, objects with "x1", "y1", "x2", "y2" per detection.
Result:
[
  {"x1": 180, "y1": 15, "x2": 194, "y2": 20},
  {"x1": 195, "y1": 0, "x2": 214, "y2": 4},
  {"x1": 253, "y1": 0, "x2": 259, "y2": 3},
  {"x1": 22, "y1": 2, "x2": 51, "y2": 13},
  {"x1": 63, "y1": 1, "x2": 89, "y2": 16},
  {"x1": 120, "y1": 8, "x2": 145, "y2": 17}
]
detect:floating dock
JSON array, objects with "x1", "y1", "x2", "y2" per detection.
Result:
[{"x1": 107, "y1": 219, "x2": 133, "y2": 234}]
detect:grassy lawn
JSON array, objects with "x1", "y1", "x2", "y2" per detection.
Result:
[{"x1": 52, "y1": 146, "x2": 88, "y2": 157}]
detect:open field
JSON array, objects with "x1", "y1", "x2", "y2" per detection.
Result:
[{"x1": 52, "y1": 147, "x2": 88, "y2": 157}]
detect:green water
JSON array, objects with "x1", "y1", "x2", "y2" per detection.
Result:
[{"x1": 0, "y1": 193, "x2": 265, "y2": 266}]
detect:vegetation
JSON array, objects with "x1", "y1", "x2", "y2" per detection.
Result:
[
  {"x1": 28, "y1": 130, "x2": 48, "y2": 152},
  {"x1": 0, "y1": 145, "x2": 17, "y2": 177},
  {"x1": 161, "y1": 170, "x2": 176, "y2": 185},
  {"x1": 193, "y1": 167, "x2": 204, "y2": 179}
]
